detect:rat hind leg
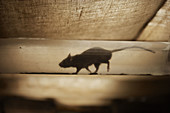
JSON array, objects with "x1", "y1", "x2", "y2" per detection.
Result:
[
  {"x1": 106, "y1": 61, "x2": 110, "y2": 72},
  {"x1": 103, "y1": 60, "x2": 110, "y2": 72},
  {"x1": 85, "y1": 67, "x2": 91, "y2": 73},
  {"x1": 93, "y1": 63, "x2": 101, "y2": 74}
]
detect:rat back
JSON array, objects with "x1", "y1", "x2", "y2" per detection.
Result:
[{"x1": 80, "y1": 47, "x2": 112, "y2": 64}]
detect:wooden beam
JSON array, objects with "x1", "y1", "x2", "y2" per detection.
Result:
[
  {"x1": 1, "y1": 74, "x2": 170, "y2": 106},
  {"x1": 0, "y1": 39, "x2": 169, "y2": 75},
  {"x1": 0, "y1": 0, "x2": 168, "y2": 41}
]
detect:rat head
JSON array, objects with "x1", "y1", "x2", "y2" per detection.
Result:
[{"x1": 59, "y1": 53, "x2": 72, "y2": 68}]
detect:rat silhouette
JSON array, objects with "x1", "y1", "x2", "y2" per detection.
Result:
[{"x1": 59, "y1": 46, "x2": 155, "y2": 74}]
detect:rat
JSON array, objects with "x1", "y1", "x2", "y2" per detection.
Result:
[{"x1": 59, "y1": 46, "x2": 155, "y2": 74}]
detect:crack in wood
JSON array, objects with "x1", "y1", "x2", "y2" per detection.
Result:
[{"x1": 132, "y1": 0, "x2": 167, "y2": 41}]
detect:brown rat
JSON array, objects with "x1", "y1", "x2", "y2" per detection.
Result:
[{"x1": 59, "y1": 46, "x2": 155, "y2": 74}]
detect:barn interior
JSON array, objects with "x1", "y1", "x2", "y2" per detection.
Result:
[{"x1": 0, "y1": 0, "x2": 170, "y2": 113}]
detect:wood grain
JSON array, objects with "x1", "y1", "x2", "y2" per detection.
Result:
[
  {"x1": 137, "y1": 0, "x2": 170, "y2": 41},
  {"x1": 1, "y1": 74, "x2": 170, "y2": 106},
  {"x1": 0, "y1": 0, "x2": 166, "y2": 40}
]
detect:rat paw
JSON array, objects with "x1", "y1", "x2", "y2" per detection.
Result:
[
  {"x1": 90, "y1": 72, "x2": 98, "y2": 75},
  {"x1": 72, "y1": 72, "x2": 78, "y2": 75}
]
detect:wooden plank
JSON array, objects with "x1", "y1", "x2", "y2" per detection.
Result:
[
  {"x1": 0, "y1": 39, "x2": 169, "y2": 75},
  {"x1": 0, "y1": 0, "x2": 166, "y2": 41},
  {"x1": 1, "y1": 74, "x2": 170, "y2": 106},
  {"x1": 137, "y1": 0, "x2": 170, "y2": 41}
]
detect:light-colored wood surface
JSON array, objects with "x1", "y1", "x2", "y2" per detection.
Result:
[
  {"x1": 137, "y1": 0, "x2": 170, "y2": 41},
  {"x1": 1, "y1": 74, "x2": 170, "y2": 106},
  {"x1": 0, "y1": 0, "x2": 168, "y2": 41},
  {"x1": 0, "y1": 39, "x2": 169, "y2": 75}
]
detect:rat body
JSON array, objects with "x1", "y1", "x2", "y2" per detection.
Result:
[{"x1": 59, "y1": 46, "x2": 155, "y2": 74}]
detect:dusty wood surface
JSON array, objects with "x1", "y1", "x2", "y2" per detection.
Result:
[
  {"x1": 137, "y1": 0, "x2": 170, "y2": 41},
  {"x1": 1, "y1": 74, "x2": 170, "y2": 106},
  {"x1": 0, "y1": 0, "x2": 168, "y2": 41},
  {"x1": 0, "y1": 39, "x2": 169, "y2": 75}
]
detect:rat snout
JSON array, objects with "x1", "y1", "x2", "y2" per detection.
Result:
[
  {"x1": 59, "y1": 62, "x2": 69, "y2": 68},
  {"x1": 59, "y1": 62, "x2": 63, "y2": 67}
]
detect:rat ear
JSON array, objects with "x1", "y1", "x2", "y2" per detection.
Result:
[
  {"x1": 68, "y1": 53, "x2": 71, "y2": 58},
  {"x1": 67, "y1": 53, "x2": 72, "y2": 60},
  {"x1": 68, "y1": 53, "x2": 73, "y2": 61}
]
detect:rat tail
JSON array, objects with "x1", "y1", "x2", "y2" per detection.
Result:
[{"x1": 111, "y1": 46, "x2": 156, "y2": 53}]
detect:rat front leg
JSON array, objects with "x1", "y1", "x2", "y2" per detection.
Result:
[
  {"x1": 107, "y1": 61, "x2": 110, "y2": 72},
  {"x1": 72, "y1": 67, "x2": 82, "y2": 74}
]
